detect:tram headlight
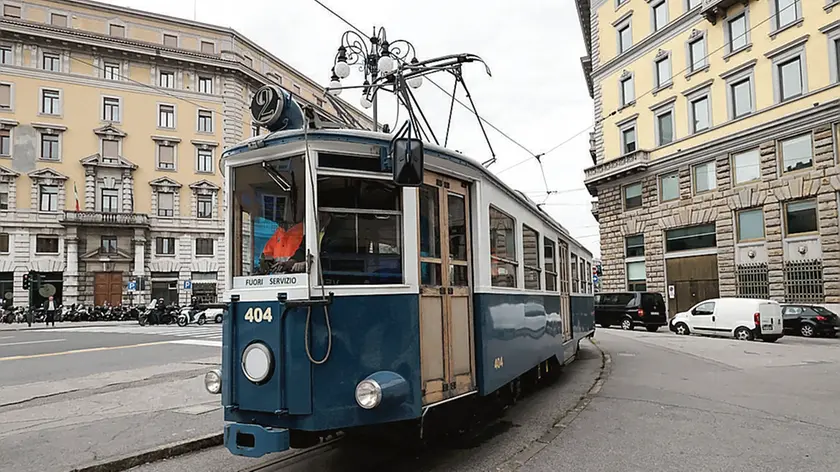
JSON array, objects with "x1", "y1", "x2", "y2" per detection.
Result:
[
  {"x1": 204, "y1": 369, "x2": 222, "y2": 394},
  {"x1": 354, "y1": 379, "x2": 382, "y2": 409},
  {"x1": 241, "y1": 343, "x2": 273, "y2": 383}
]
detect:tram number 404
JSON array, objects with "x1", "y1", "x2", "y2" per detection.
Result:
[{"x1": 244, "y1": 307, "x2": 273, "y2": 323}]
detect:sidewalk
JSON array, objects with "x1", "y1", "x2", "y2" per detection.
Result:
[
  {"x1": 0, "y1": 356, "x2": 223, "y2": 472},
  {"x1": 0, "y1": 320, "x2": 139, "y2": 331}
]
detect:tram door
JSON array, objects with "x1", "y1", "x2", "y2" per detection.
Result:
[{"x1": 418, "y1": 172, "x2": 475, "y2": 405}]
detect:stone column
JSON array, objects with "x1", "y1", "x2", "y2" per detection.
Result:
[
  {"x1": 64, "y1": 227, "x2": 80, "y2": 305},
  {"x1": 132, "y1": 228, "x2": 147, "y2": 305}
]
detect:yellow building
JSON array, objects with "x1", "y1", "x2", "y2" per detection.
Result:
[
  {"x1": 576, "y1": 0, "x2": 840, "y2": 314},
  {"x1": 0, "y1": 0, "x2": 370, "y2": 307}
]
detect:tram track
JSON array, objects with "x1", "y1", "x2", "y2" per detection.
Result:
[{"x1": 235, "y1": 436, "x2": 344, "y2": 472}]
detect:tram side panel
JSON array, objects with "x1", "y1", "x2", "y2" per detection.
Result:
[
  {"x1": 473, "y1": 292, "x2": 564, "y2": 396},
  {"x1": 223, "y1": 294, "x2": 422, "y2": 432},
  {"x1": 570, "y1": 294, "x2": 595, "y2": 337}
]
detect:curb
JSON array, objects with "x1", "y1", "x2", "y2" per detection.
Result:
[
  {"x1": 68, "y1": 433, "x2": 224, "y2": 472},
  {"x1": 0, "y1": 321, "x2": 139, "y2": 332}
]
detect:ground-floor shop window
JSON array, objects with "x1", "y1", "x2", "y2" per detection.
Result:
[
  {"x1": 626, "y1": 261, "x2": 646, "y2": 291},
  {"x1": 735, "y1": 263, "x2": 769, "y2": 299},
  {"x1": 0, "y1": 272, "x2": 13, "y2": 307},
  {"x1": 783, "y1": 260, "x2": 824, "y2": 303},
  {"x1": 191, "y1": 272, "x2": 217, "y2": 303},
  {"x1": 151, "y1": 272, "x2": 179, "y2": 305}
]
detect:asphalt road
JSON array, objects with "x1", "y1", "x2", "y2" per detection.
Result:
[
  {"x1": 0, "y1": 322, "x2": 223, "y2": 472},
  {"x1": 138, "y1": 328, "x2": 840, "y2": 472}
]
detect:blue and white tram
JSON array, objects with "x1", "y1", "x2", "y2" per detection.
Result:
[{"x1": 205, "y1": 85, "x2": 595, "y2": 457}]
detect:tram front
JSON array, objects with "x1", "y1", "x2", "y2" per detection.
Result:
[{"x1": 204, "y1": 84, "x2": 425, "y2": 458}]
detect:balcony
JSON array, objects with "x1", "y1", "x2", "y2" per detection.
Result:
[
  {"x1": 701, "y1": 0, "x2": 748, "y2": 24},
  {"x1": 584, "y1": 149, "x2": 650, "y2": 196},
  {"x1": 60, "y1": 211, "x2": 150, "y2": 228},
  {"x1": 588, "y1": 131, "x2": 596, "y2": 164},
  {"x1": 591, "y1": 200, "x2": 599, "y2": 222}
]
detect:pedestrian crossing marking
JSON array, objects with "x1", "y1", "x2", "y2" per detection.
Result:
[{"x1": 40, "y1": 324, "x2": 222, "y2": 342}]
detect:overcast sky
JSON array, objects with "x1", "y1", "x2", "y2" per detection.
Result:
[{"x1": 103, "y1": 0, "x2": 600, "y2": 256}]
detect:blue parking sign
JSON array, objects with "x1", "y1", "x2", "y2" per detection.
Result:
[
  {"x1": 127, "y1": 281, "x2": 137, "y2": 291},
  {"x1": 184, "y1": 280, "x2": 192, "y2": 290}
]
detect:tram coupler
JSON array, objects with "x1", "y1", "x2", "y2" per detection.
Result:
[{"x1": 224, "y1": 423, "x2": 290, "y2": 457}]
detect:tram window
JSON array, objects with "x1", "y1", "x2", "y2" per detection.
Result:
[
  {"x1": 544, "y1": 238, "x2": 557, "y2": 292},
  {"x1": 231, "y1": 155, "x2": 306, "y2": 276},
  {"x1": 571, "y1": 254, "x2": 580, "y2": 293},
  {"x1": 318, "y1": 152, "x2": 382, "y2": 173},
  {"x1": 489, "y1": 206, "x2": 517, "y2": 288},
  {"x1": 523, "y1": 225, "x2": 541, "y2": 290},
  {"x1": 318, "y1": 176, "x2": 402, "y2": 285}
]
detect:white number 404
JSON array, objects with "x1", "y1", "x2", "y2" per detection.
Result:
[{"x1": 244, "y1": 307, "x2": 273, "y2": 323}]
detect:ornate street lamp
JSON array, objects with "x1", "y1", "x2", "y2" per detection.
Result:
[{"x1": 327, "y1": 27, "x2": 422, "y2": 129}]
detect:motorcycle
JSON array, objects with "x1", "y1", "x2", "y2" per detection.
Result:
[
  {"x1": 177, "y1": 306, "x2": 207, "y2": 327},
  {"x1": 139, "y1": 304, "x2": 177, "y2": 326}
]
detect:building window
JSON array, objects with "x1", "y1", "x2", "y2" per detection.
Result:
[
  {"x1": 489, "y1": 206, "x2": 518, "y2": 288},
  {"x1": 102, "y1": 139, "x2": 119, "y2": 159},
  {"x1": 42, "y1": 53, "x2": 60, "y2": 72},
  {"x1": 620, "y1": 75, "x2": 634, "y2": 106},
  {"x1": 101, "y1": 188, "x2": 119, "y2": 213},
  {"x1": 775, "y1": 0, "x2": 799, "y2": 30},
  {"x1": 197, "y1": 110, "x2": 213, "y2": 133},
  {"x1": 652, "y1": 1, "x2": 668, "y2": 31},
  {"x1": 35, "y1": 236, "x2": 59, "y2": 254},
  {"x1": 40, "y1": 134, "x2": 59, "y2": 160},
  {"x1": 737, "y1": 208, "x2": 765, "y2": 242},
  {"x1": 157, "y1": 144, "x2": 175, "y2": 170},
  {"x1": 834, "y1": 39, "x2": 840, "y2": 84},
  {"x1": 624, "y1": 182, "x2": 642, "y2": 210},
  {"x1": 155, "y1": 237, "x2": 176, "y2": 255},
  {"x1": 0, "y1": 129, "x2": 10, "y2": 156},
  {"x1": 198, "y1": 76, "x2": 213, "y2": 94},
  {"x1": 780, "y1": 133, "x2": 812, "y2": 173},
  {"x1": 690, "y1": 95, "x2": 710, "y2": 133},
  {"x1": 655, "y1": 56, "x2": 671, "y2": 88},
  {"x1": 243, "y1": 55, "x2": 253, "y2": 68},
  {"x1": 656, "y1": 110, "x2": 674, "y2": 145},
  {"x1": 785, "y1": 199, "x2": 817, "y2": 236},
  {"x1": 195, "y1": 238, "x2": 214, "y2": 255},
  {"x1": 0, "y1": 45, "x2": 11, "y2": 64},
  {"x1": 41, "y1": 89, "x2": 61, "y2": 115},
  {"x1": 157, "y1": 192, "x2": 174, "y2": 217},
  {"x1": 693, "y1": 161, "x2": 716, "y2": 194},
  {"x1": 39, "y1": 185, "x2": 58, "y2": 212},
  {"x1": 200, "y1": 41, "x2": 215, "y2": 54},
  {"x1": 727, "y1": 13, "x2": 748, "y2": 52},
  {"x1": 522, "y1": 225, "x2": 540, "y2": 290},
  {"x1": 3, "y1": 4, "x2": 21, "y2": 17},
  {"x1": 730, "y1": 78, "x2": 753, "y2": 118},
  {"x1": 687, "y1": 0, "x2": 701, "y2": 10},
  {"x1": 159, "y1": 71, "x2": 175, "y2": 89},
  {"x1": 621, "y1": 125, "x2": 636, "y2": 154},
  {"x1": 784, "y1": 260, "x2": 824, "y2": 304},
  {"x1": 618, "y1": 23, "x2": 632, "y2": 54},
  {"x1": 197, "y1": 149, "x2": 213, "y2": 173},
  {"x1": 0, "y1": 182, "x2": 8, "y2": 210},
  {"x1": 660, "y1": 171, "x2": 679, "y2": 201},
  {"x1": 544, "y1": 238, "x2": 557, "y2": 291},
  {"x1": 101, "y1": 236, "x2": 117, "y2": 254},
  {"x1": 689, "y1": 36, "x2": 706, "y2": 72},
  {"x1": 158, "y1": 105, "x2": 175, "y2": 128},
  {"x1": 665, "y1": 224, "x2": 716, "y2": 252},
  {"x1": 732, "y1": 148, "x2": 761, "y2": 184},
  {"x1": 626, "y1": 234, "x2": 644, "y2": 258},
  {"x1": 50, "y1": 13, "x2": 67, "y2": 27},
  {"x1": 778, "y1": 57, "x2": 803, "y2": 102},
  {"x1": 736, "y1": 263, "x2": 769, "y2": 299},
  {"x1": 197, "y1": 195, "x2": 212, "y2": 219},
  {"x1": 103, "y1": 61, "x2": 120, "y2": 80},
  {"x1": 0, "y1": 232, "x2": 7, "y2": 252},
  {"x1": 102, "y1": 97, "x2": 120, "y2": 122},
  {"x1": 626, "y1": 261, "x2": 646, "y2": 291},
  {"x1": 163, "y1": 34, "x2": 178, "y2": 47},
  {"x1": 109, "y1": 24, "x2": 125, "y2": 38}
]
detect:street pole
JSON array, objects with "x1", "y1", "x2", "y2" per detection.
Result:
[{"x1": 372, "y1": 93, "x2": 378, "y2": 131}]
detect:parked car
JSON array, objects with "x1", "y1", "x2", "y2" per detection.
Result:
[
  {"x1": 669, "y1": 298, "x2": 783, "y2": 342},
  {"x1": 781, "y1": 304, "x2": 840, "y2": 338},
  {"x1": 594, "y1": 292, "x2": 667, "y2": 332}
]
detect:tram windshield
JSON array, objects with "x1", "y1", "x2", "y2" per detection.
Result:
[{"x1": 232, "y1": 155, "x2": 307, "y2": 276}]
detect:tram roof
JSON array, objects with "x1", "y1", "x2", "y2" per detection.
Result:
[{"x1": 223, "y1": 128, "x2": 592, "y2": 258}]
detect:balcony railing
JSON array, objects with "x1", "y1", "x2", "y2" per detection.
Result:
[
  {"x1": 584, "y1": 149, "x2": 650, "y2": 195},
  {"x1": 700, "y1": 0, "x2": 745, "y2": 23},
  {"x1": 61, "y1": 211, "x2": 150, "y2": 227}
]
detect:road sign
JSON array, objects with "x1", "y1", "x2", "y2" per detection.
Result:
[
  {"x1": 128, "y1": 281, "x2": 137, "y2": 291},
  {"x1": 184, "y1": 280, "x2": 192, "y2": 290}
]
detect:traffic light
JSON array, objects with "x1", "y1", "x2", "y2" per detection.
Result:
[{"x1": 22, "y1": 272, "x2": 30, "y2": 290}]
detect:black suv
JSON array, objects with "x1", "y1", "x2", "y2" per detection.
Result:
[
  {"x1": 594, "y1": 292, "x2": 667, "y2": 332},
  {"x1": 781, "y1": 304, "x2": 840, "y2": 338}
]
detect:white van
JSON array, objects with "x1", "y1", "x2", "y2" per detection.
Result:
[{"x1": 669, "y1": 298, "x2": 784, "y2": 342}]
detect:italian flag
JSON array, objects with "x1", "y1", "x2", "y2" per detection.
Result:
[{"x1": 73, "y1": 183, "x2": 80, "y2": 211}]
